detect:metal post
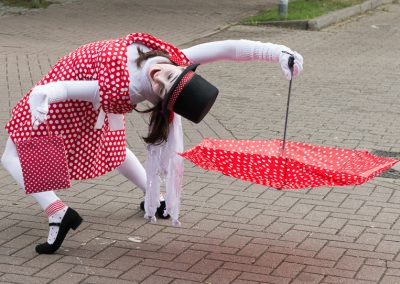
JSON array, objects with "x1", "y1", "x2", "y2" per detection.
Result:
[
  {"x1": 278, "y1": 0, "x2": 288, "y2": 19},
  {"x1": 31, "y1": 0, "x2": 42, "y2": 8}
]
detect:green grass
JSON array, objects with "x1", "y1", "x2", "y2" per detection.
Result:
[
  {"x1": 0, "y1": 0, "x2": 51, "y2": 9},
  {"x1": 242, "y1": 0, "x2": 365, "y2": 23}
]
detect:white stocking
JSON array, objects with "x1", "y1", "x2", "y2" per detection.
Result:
[{"x1": 117, "y1": 148, "x2": 147, "y2": 192}]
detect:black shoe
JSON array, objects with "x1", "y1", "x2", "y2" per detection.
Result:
[
  {"x1": 35, "y1": 207, "x2": 83, "y2": 254},
  {"x1": 140, "y1": 200, "x2": 170, "y2": 219}
]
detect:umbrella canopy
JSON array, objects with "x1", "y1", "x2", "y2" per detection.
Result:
[{"x1": 180, "y1": 138, "x2": 399, "y2": 189}]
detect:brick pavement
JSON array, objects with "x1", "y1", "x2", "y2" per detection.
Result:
[{"x1": 0, "y1": 0, "x2": 400, "y2": 283}]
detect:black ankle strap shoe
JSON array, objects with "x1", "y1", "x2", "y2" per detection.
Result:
[
  {"x1": 140, "y1": 200, "x2": 170, "y2": 219},
  {"x1": 35, "y1": 207, "x2": 83, "y2": 254}
]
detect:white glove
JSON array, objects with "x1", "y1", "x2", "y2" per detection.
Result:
[
  {"x1": 28, "y1": 83, "x2": 68, "y2": 129},
  {"x1": 246, "y1": 41, "x2": 303, "y2": 80},
  {"x1": 278, "y1": 48, "x2": 303, "y2": 80},
  {"x1": 29, "y1": 85, "x2": 50, "y2": 129}
]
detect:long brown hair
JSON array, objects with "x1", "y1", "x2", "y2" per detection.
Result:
[{"x1": 134, "y1": 48, "x2": 171, "y2": 145}]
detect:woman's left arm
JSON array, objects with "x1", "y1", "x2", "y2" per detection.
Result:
[{"x1": 182, "y1": 39, "x2": 303, "y2": 80}]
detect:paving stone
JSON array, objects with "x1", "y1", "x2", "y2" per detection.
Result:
[
  {"x1": 328, "y1": 240, "x2": 375, "y2": 251},
  {"x1": 286, "y1": 255, "x2": 335, "y2": 268},
  {"x1": 71, "y1": 265, "x2": 123, "y2": 278},
  {"x1": 141, "y1": 259, "x2": 191, "y2": 271},
  {"x1": 231, "y1": 280, "x2": 259, "y2": 284},
  {"x1": 375, "y1": 240, "x2": 400, "y2": 254},
  {"x1": 205, "y1": 268, "x2": 241, "y2": 284},
  {"x1": 141, "y1": 275, "x2": 174, "y2": 284},
  {"x1": 323, "y1": 276, "x2": 375, "y2": 284},
  {"x1": 206, "y1": 253, "x2": 256, "y2": 265},
  {"x1": 356, "y1": 265, "x2": 386, "y2": 281},
  {"x1": 356, "y1": 232, "x2": 383, "y2": 245},
  {"x1": 321, "y1": 217, "x2": 348, "y2": 229},
  {"x1": 173, "y1": 249, "x2": 207, "y2": 265},
  {"x1": 0, "y1": 273, "x2": 51, "y2": 284},
  {"x1": 298, "y1": 238, "x2": 328, "y2": 252},
  {"x1": 374, "y1": 212, "x2": 399, "y2": 224},
  {"x1": 83, "y1": 276, "x2": 136, "y2": 284},
  {"x1": 237, "y1": 243, "x2": 268, "y2": 258},
  {"x1": 268, "y1": 246, "x2": 316, "y2": 258},
  {"x1": 188, "y1": 258, "x2": 223, "y2": 275},
  {"x1": 105, "y1": 255, "x2": 142, "y2": 271},
  {"x1": 380, "y1": 275, "x2": 400, "y2": 284},
  {"x1": 160, "y1": 240, "x2": 192, "y2": 254},
  {"x1": 238, "y1": 272, "x2": 291, "y2": 284},
  {"x1": 304, "y1": 266, "x2": 356, "y2": 278},
  {"x1": 291, "y1": 272, "x2": 324, "y2": 284},
  {"x1": 191, "y1": 219, "x2": 222, "y2": 232},
  {"x1": 272, "y1": 261, "x2": 305, "y2": 278},
  {"x1": 222, "y1": 262, "x2": 273, "y2": 275},
  {"x1": 171, "y1": 280, "x2": 202, "y2": 284},
  {"x1": 221, "y1": 235, "x2": 252, "y2": 249},
  {"x1": 335, "y1": 255, "x2": 365, "y2": 271},
  {"x1": 156, "y1": 268, "x2": 207, "y2": 282},
  {"x1": 280, "y1": 229, "x2": 310, "y2": 243},
  {"x1": 248, "y1": 214, "x2": 277, "y2": 226},
  {"x1": 265, "y1": 222, "x2": 293, "y2": 234},
  {"x1": 346, "y1": 249, "x2": 395, "y2": 261},
  {"x1": 120, "y1": 265, "x2": 158, "y2": 282},
  {"x1": 206, "y1": 226, "x2": 237, "y2": 239},
  {"x1": 255, "y1": 252, "x2": 287, "y2": 268},
  {"x1": 288, "y1": 203, "x2": 315, "y2": 216},
  {"x1": 93, "y1": 246, "x2": 129, "y2": 261},
  {"x1": 177, "y1": 235, "x2": 222, "y2": 246},
  {"x1": 339, "y1": 224, "x2": 366, "y2": 238}
]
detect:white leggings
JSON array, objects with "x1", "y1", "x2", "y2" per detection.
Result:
[{"x1": 1, "y1": 136, "x2": 147, "y2": 211}]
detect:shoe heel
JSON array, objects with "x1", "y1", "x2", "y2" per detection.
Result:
[
  {"x1": 70, "y1": 215, "x2": 83, "y2": 230},
  {"x1": 67, "y1": 208, "x2": 83, "y2": 230}
]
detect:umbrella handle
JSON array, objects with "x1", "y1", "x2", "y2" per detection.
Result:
[
  {"x1": 282, "y1": 51, "x2": 295, "y2": 71},
  {"x1": 281, "y1": 54, "x2": 295, "y2": 156},
  {"x1": 288, "y1": 55, "x2": 295, "y2": 70}
]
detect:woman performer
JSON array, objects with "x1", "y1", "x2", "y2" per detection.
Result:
[{"x1": 1, "y1": 33, "x2": 303, "y2": 254}]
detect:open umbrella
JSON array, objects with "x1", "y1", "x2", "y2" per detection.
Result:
[
  {"x1": 180, "y1": 138, "x2": 398, "y2": 189},
  {"x1": 180, "y1": 55, "x2": 399, "y2": 189}
]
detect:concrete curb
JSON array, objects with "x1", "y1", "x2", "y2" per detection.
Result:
[
  {"x1": 252, "y1": 0, "x2": 396, "y2": 30},
  {"x1": 309, "y1": 0, "x2": 396, "y2": 30}
]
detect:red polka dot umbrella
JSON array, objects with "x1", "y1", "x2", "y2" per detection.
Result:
[
  {"x1": 180, "y1": 55, "x2": 399, "y2": 189},
  {"x1": 180, "y1": 138, "x2": 398, "y2": 189}
]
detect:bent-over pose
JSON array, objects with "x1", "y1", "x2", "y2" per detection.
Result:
[{"x1": 1, "y1": 33, "x2": 303, "y2": 254}]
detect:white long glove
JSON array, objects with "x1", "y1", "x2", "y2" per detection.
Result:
[
  {"x1": 29, "y1": 86, "x2": 50, "y2": 129},
  {"x1": 253, "y1": 42, "x2": 303, "y2": 80},
  {"x1": 278, "y1": 47, "x2": 303, "y2": 80},
  {"x1": 28, "y1": 81, "x2": 99, "y2": 129},
  {"x1": 183, "y1": 39, "x2": 303, "y2": 80},
  {"x1": 28, "y1": 83, "x2": 67, "y2": 129}
]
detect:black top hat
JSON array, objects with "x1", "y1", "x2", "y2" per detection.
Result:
[{"x1": 163, "y1": 64, "x2": 219, "y2": 124}]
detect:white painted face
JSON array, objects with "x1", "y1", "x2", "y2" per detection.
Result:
[{"x1": 148, "y1": 63, "x2": 185, "y2": 99}]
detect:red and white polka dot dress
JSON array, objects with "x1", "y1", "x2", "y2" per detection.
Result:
[{"x1": 5, "y1": 33, "x2": 191, "y2": 180}]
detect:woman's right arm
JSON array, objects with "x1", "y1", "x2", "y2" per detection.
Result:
[{"x1": 29, "y1": 80, "x2": 99, "y2": 128}]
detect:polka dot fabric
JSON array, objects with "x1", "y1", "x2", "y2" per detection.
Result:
[
  {"x1": 16, "y1": 135, "x2": 71, "y2": 194},
  {"x1": 180, "y1": 139, "x2": 400, "y2": 189},
  {"x1": 5, "y1": 33, "x2": 191, "y2": 181}
]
